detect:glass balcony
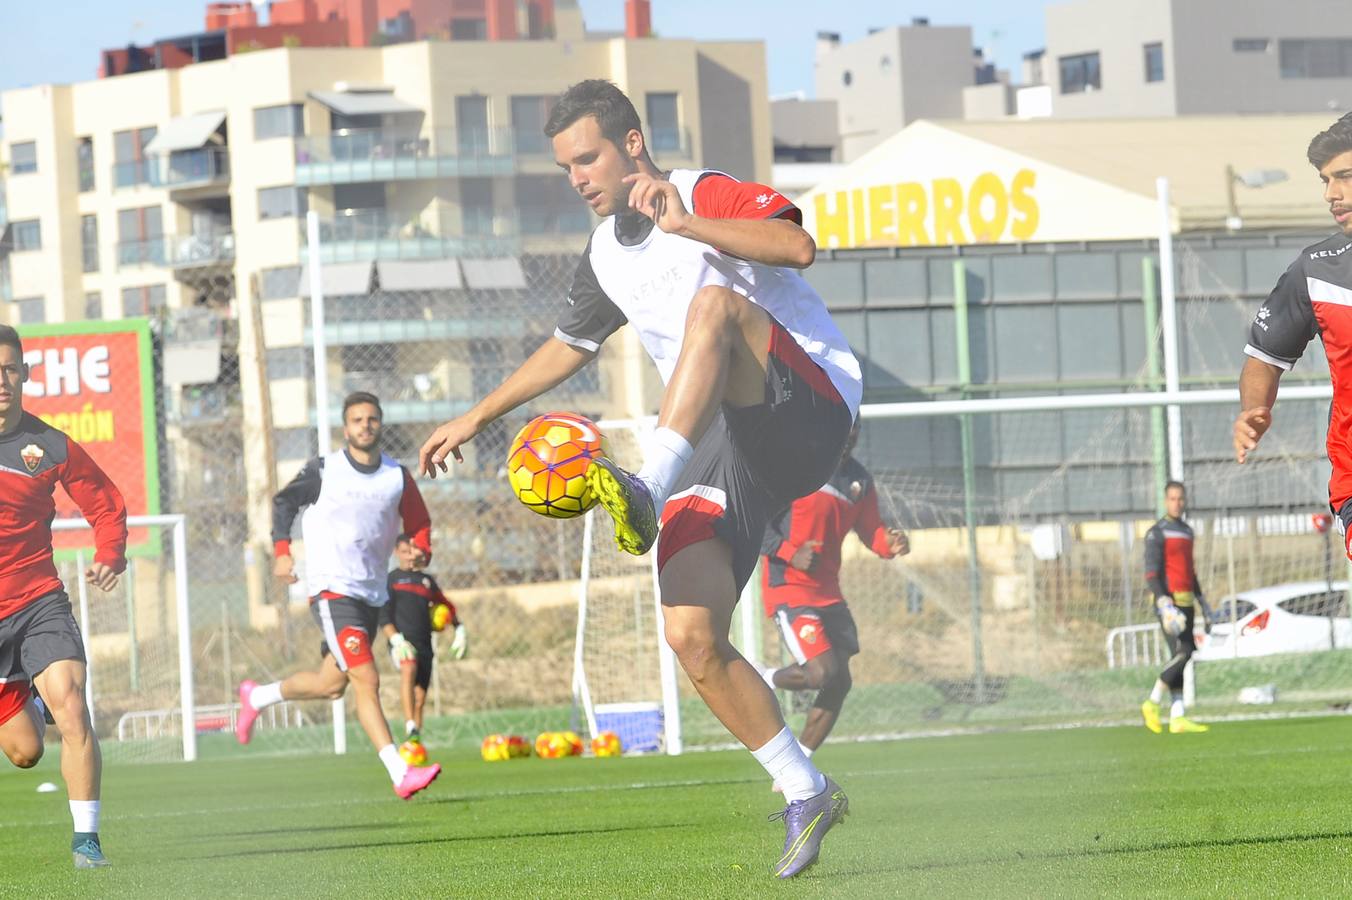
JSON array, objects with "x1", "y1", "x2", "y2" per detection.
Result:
[
  {"x1": 112, "y1": 148, "x2": 230, "y2": 191},
  {"x1": 117, "y1": 232, "x2": 235, "y2": 270},
  {"x1": 294, "y1": 127, "x2": 516, "y2": 185},
  {"x1": 312, "y1": 208, "x2": 520, "y2": 264}
]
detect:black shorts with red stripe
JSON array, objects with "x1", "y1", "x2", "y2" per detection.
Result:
[
  {"x1": 310, "y1": 594, "x2": 380, "y2": 671},
  {"x1": 772, "y1": 602, "x2": 861, "y2": 664},
  {"x1": 657, "y1": 320, "x2": 853, "y2": 592}
]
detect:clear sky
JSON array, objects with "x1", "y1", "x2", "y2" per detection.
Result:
[{"x1": 0, "y1": 0, "x2": 1048, "y2": 97}]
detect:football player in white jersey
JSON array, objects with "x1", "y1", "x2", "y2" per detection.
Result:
[
  {"x1": 420, "y1": 81, "x2": 861, "y2": 878},
  {"x1": 236, "y1": 392, "x2": 442, "y2": 800}
]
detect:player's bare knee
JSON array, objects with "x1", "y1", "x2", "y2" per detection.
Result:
[
  {"x1": 6, "y1": 742, "x2": 43, "y2": 768},
  {"x1": 686, "y1": 286, "x2": 740, "y2": 332},
  {"x1": 805, "y1": 656, "x2": 839, "y2": 690}
]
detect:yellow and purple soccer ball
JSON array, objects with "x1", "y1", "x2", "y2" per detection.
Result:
[
  {"x1": 398, "y1": 739, "x2": 428, "y2": 766},
  {"x1": 507, "y1": 414, "x2": 607, "y2": 519},
  {"x1": 591, "y1": 731, "x2": 623, "y2": 758}
]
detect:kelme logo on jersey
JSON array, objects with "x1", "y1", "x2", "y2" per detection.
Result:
[
  {"x1": 1254, "y1": 306, "x2": 1271, "y2": 331},
  {"x1": 20, "y1": 443, "x2": 43, "y2": 473}
]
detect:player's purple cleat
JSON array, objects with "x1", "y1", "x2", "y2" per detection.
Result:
[
  {"x1": 235, "y1": 680, "x2": 260, "y2": 745},
  {"x1": 395, "y1": 763, "x2": 441, "y2": 800},
  {"x1": 770, "y1": 776, "x2": 849, "y2": 879},
  {"x1": 585, "y1": 457, "x2": 659, "y2": 556}
]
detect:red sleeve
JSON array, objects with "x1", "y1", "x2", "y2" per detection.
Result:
[
  {"x1": 691, "y1": 174, "x2": 801, "y2": 225},
  {"x1": 399, "y1": 468, "x2": 432, "y2": 562},
  {"x1": 852, "y1": 486, "x2": 895, "y2": 559},
  {"x1": 59, "y1": 438, "x2": 128, "y2": 573}
]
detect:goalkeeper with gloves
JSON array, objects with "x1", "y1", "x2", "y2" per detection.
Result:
[
  {"x1": 1141, "y1": 480, "x2": 1212, "y2": 735},
  {"x1": 382, "y1": 534, "x2": 466, "y2": 744}
]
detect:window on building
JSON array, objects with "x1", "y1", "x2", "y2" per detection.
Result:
[
  {"x1": 1233, "y1": 38, "x2": 1270, "y2": 53},
  {"x1": 81, "y1": 215, "x2": 99, "y2": 273},
  {"x1": 77, "y1": 137, "x2": 95, "y2": 192},
  {"x1": 11, "y1": 220, "x2": 41, "y2": 251},
  {"x1": 253, "y1": 104, "x2": 305, "y2": 140},
  {"x1": 259, "y1": 265, "x2": 302, "y2": 300},
  {"x1": 1143, "y1": 42, "x2": 1165, "y2": 83},
  {"x1": 265, "y1": 347, "x2": 309, "y2": 379},
  {"x1": 10, "y1": 142, "x2": 37, "y2": 175},
  {"x1": 15, "y1": 297, "x2": 44, "y2": 324},
  {"x1": 117, "y1": 205, "x2": 164, "y2": 266},
  {"x1": 1059, "y1": 52, "x2": 1102, "y2": 94},
  {"x1": 646, "y1": 93, "x2": 681, "y2": 153},
  {"x1": 84, "y1": 291, "x2": 103, "y2": 320},
  {"x1": 259, "y1": 186, "x2": 307, "y2": 220},
  {"x1": 1280, "y1": 39, "x2": 1352, "y2": 79},
  {"x1": 510, "y1": 95, "x2": 557, "y2": 155},
  {"x1": 121, "y1": 284, "x2": 167, "y2": 317},
  {"x1": 515, "y1": 174, "x2": 591, "y2": 235},
  {"x1": 460, "y1": 178, "x2": 495, "y2": 235},
  {"x1": 450, "y1": 18, "x2": 487, "y2": 40},
  {"x1": 456, "y1": 95, "x2": 491, "y2": 156},
  {"x1": 113, "y1": 126, "x2": 157, "y2": 188}
]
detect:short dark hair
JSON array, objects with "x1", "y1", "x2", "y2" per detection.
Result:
[
  {"x1": 1165, "y1": 480, "x2": 1186, "y2": 495},
  {"x1": 1309, "y1": 113, "x2": 1352, "y2": 170},
  {"x1": 544, "y1": 79, "x2": 643, "y2": 150},
  {"x1": 342, "y1": 391, "x2": 381, "y2": 419},
  {"x1": 0, "y1": 324, "x2": 22, "y2": 356},
  {"x1": 395, "y1": 532, "x2": 412, "y2": 545}
]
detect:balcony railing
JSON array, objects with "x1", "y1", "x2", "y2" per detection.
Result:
[
  {"x1": 311, "y1": 208, "x2": 520, "y2": 263},
  {"x1": 294, "y1": 127, "x2": 515, "y2": 185},
  {"x1": 117, "y1": 232, "x2": 235, "y2": 270},
  {"x1": 112, "y1": 147, "x2": 230, "y2": 191}
]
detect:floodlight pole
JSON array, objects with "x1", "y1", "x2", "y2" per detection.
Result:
[{"x1": 1156, "y1": 178, "x2": 1185, "y2": 484}]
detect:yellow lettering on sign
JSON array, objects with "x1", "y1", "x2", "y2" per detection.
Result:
[
  {"x1": 896, "y1": 182, "x2": 930, "y2": 245},
  {"x1": 967, "y1": 173, "x2": 1009, "y2": 243},
  {"x1": 1010, "y1": 169, "x2": 1039, "y2": 241},
  {"x1": 932, "y1": 179, "x2": 967, "y2": 245},
  {"x1": 813, "y1": 191, "x2": 853, "y2": 249},
  {"x1": 865, "y1": 184, "x2": 897, "y2": 245}
]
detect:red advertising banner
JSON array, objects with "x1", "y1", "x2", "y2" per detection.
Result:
[{"x1": 17, "y1": 319, "x2": 160, "y2": 553}]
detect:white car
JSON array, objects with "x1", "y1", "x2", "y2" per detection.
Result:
[{"x1": 1194, "y1": 580, "x2": 1352, "y2": 660}]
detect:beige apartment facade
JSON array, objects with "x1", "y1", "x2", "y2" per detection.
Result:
[{"x1": 0, "y1": 32, "x2": 771, "y2": 620}]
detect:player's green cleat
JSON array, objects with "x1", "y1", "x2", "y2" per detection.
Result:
[
  {"x1": 1169, "y1": 716, "x2": 1209, "y2": 734},
  {"x1": 585, "y1": 457, "x2": 659, "y2": 556},
  {"x1": 72, "y1": 836, "x2": 110, "y2": 869},
  {"x1": 1141, "y1": 699, "x2": 1162, "y2": 734}
]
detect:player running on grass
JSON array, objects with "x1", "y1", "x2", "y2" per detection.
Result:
[
  {"x1": 0, "y1": 324, "x2": 127, "y2": 868},
  {"x1": 235, "y1": 392, "x2": 441, "y2": 800},
  {"x1": 758, "y1": 422, "x2": 908, "y2": 767},
  {"x1": 419, "y1": 80, "x2": 861, "y2": 878},
  {"x1": 1140, "y1": 480, "x2": 1212, "y2": 735},
  {"x1": 381, "y1": 534, "x2": 466, "y2": 743},
  {"x1": 1237, "y1": 113, "x2": 1352, "y2": 576}
]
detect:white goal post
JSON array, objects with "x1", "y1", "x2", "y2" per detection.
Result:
[{"x1": 52, "y1": 514, "x2": 196, "y2": 762}]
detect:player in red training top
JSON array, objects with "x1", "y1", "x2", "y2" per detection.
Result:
[
  {"x1": 380, "y1": 533, "x2": 467, "y2": 745},
  {"x1": 0, "y1": 324, "x2": 127, "y2": 869},
  {"x1": 758, "y1": 423, "x2": 907, "y2": 767}
]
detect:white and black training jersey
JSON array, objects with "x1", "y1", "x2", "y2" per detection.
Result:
[{"x1": 552, "y1": 168, "x2": 863, "y2": 417}]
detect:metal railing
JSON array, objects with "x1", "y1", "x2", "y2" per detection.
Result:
[
  {"x1": 117, "y1": 232, "x2": 235, "y2": 270},
  {"x1": 312, "y1": 208, "x2": 521, "y2": 262},
  {"x1": 294, "y1": 127, "x2": 515, "y2": 183},
  {"x1": 112, "y1": 147, "x2": 230, "y2": 191}
]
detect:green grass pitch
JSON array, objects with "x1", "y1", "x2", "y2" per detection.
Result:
[{"x1": 4, "y1": 716, "x2": 1352, "y2": 897}]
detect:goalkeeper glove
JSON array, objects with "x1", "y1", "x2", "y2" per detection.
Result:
[
  {"x1": 1155, "y1": 596, "x2": 1185, "y2": 637},
  {"x1": 450, "y1": 624, "x2": 469, "y2": 660},
  {"x1": 389, "y1": 632, "x2": 417, "y2": 663}
]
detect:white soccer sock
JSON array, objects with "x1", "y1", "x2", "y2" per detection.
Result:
[
  {"x1": 69, "y1": 800, "x2": 100, "y2": 834},
  {"x1": 405, "y1": 719, "x2": 418, "y2": 736},
  {"x1": 249, "y1": 681, "x2": 284, "y2": 711},
  {"x1": 1170, "y1": 698, "x2": 1186, "y2": 719},
  {"x1": 378, "y1": 743, "x2": 409, "y2": 783},
  {"x1": 752, "y1": 726, "x2": 826, "y2": 804},
  {"x1": 761, "y1": 667, "x2": 780, "y2": 690},
  {"x1": 1149, "y1": 682, "x2": 1165, "y2": 704},
  {"x1": 798, "y1": 740, "x2": 814, "y2": 758},
  {"x1": 635, "y1": 427, "x2": 694, "y2": 510}
]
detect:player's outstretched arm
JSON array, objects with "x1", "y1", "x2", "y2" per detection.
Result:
[
  {"x1": 419, "y1": 337, "x2": 594, "y2": 477},
  {"x1": 1234, "y1": 356, "x2": 1283, "y2": 463}
]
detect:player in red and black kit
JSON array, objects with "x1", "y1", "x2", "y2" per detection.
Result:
[
  {"x1": 1237, "y1": 114, "x2": 1352, "y2": 564},
  {"x1": 0, "y1": 324, "x2": 127, "y2": 868},
  {"x1": 1140, "y1": 480, "x2": 1211, "y2": 735},
  {"x1": 758, "y1": 423, "x2": 907, "y2": 764},
  {"x1": 381, "y1": 534, "x2": 467, "y2": 744}
]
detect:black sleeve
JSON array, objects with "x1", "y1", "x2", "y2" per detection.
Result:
[
  {"x1": 1143, "y1": 524, "x2": 1167, "y2": 598},
  {"x1": 760, "y1": 507, "x2": 791, "y2": 557},
  {"x1": 271, "y1": 457, "x2": 323, "y2": 545},
  {"x1": 1245, "y1": 257, "x2": 1318, "y2": 370},
  {"x1": 379, "y1": 574, "x2": 396, "y2": 630},
  {"x1": 554, "y1": 241, "x2": 627, "y2": 353}
]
